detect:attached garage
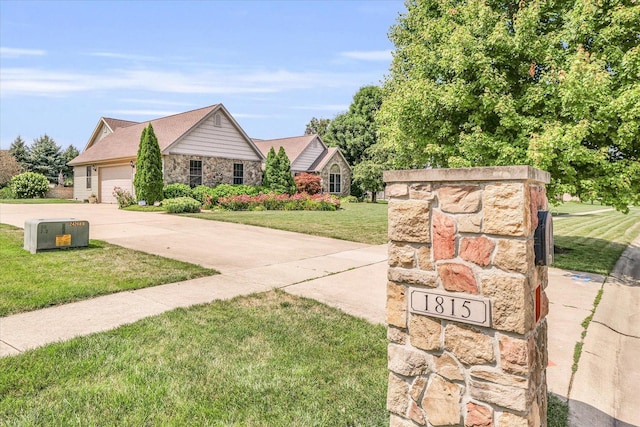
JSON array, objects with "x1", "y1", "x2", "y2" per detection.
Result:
[{"x1": 100, "y1": 165, "x2": 134, "y2": 203}]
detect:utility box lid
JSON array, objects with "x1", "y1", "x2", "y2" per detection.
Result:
[{"x1": 24, "y1": 218, "x2": 90, "y2": 254}]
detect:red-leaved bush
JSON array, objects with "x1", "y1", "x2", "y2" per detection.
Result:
[{"x1": 294, "y1": 173, "x2": 322, "y2": 195}]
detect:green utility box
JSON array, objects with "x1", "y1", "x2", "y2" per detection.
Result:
[{"x1": 24, "y1": 218, "x2": 90, "y2": 254}]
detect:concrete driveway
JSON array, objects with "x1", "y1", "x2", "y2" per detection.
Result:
[{"x1": 0, "y1": 203, "x2": 371, "y2": 273}]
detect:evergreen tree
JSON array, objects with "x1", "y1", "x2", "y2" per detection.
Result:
[
  {"x1": 29, "y1": 134, "x2": 64, "y2": 183},
  {"x1": 61, "y1": 145, "x2": 80, "y2": 181},
  {"x1": 262, "y1": 146, "x2": 277, "y2": 188},
  {"x1": 274, "y1": 146, "x2": 296, "y2": 194},
  {"x1": 9, "y1": 136, "x2": 31, "y2": 170},
  {"x1": 133, "y1": 123, "x2": 164, "y2": 203}
]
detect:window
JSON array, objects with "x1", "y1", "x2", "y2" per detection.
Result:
[
  {"x1": 233, "y1": 163, "x2": 244, "y2": 185},
  {"x1": 189, "y1": 160, "x2": 202, "y2": 187},
  {"x1": 214, "y1": 113, "x2": 222, "y2": 127},
  {"x1": 86, "y1": 166, "x2": 92, "y2": 189},
  {"x1": 329, "y1": 164, "x2": 341, "y2": 193}
]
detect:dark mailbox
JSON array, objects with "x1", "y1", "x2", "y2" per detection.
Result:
[{"x1": 534, "y1": 211, "x2": 553, "y2": 266}]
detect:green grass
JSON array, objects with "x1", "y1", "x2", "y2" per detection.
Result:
[
  {"x1": 0, "y1": 291, "x2": 390, "y2": 426},
  {"x1": 548, "y1": 394, "x2": 569, "y2": 427},
  {"x1": 122, "y1": 204, "x2": 166, "y2": 212},
  {"x1": 552, "y1": 208, "x2": 640, "y2": 274},
  {"x1": 185, "y1": 201, "x2": 389, "y2": 245},
  {"x1": 550, "y1": 201, "x2": 607, "y2": 216},
  {"x1": 0, "y1": 224, "x2": 217, "y2": 316},
  {"x1": 0, "y1": 198, "x2": 81, "y2": 204}
]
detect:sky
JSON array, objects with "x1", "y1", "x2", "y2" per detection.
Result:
[{"x1": 0, "y1": 0, "x2": 406, "y2": 151}]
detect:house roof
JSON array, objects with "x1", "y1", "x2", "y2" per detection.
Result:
[
  {"x1": 309, "y1": 146, "x2": 350, "y2": 171},
  {"x1": 69, "y1": 105, "x2": 222, "y2": 165},
  {"x1": 252, "y1": 134, "x2": 320, "y2": 166}
]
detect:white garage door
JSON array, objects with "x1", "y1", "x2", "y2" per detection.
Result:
[{"x1": 100, "y1": 165, "x2": 134, "y2": 203}]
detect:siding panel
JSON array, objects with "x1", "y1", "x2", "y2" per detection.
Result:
[
  {"x1": 169, "y1": 114, "x2": 260, "y2": 161},
  {"x1": 292, "y1": 138, "x2": 325, "y2": 171}
]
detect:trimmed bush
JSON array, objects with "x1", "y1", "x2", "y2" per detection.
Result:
[
  {"x1": 191, "y1": 185, "x2": 216, "y2": 204},
  {"x1": 9, "y1": 172, "x2": 49, "y2": 199},
  {"x1": 163, "y1": 183, "x2": 192, "y2": 199},
  {"x1": 163, "y1": 197, "x2": 201, "y2": 213},
  {"x1": 295, "y1": 173, "x2": 322, "y2": 195},
  {"x1": 192, "y1": 184, "x2": 263, "y2": 208},
  {"x1": 341, "y1": 195, "x2": 360, "y2": 203},
  {"x1": 0, "y1": 187, "x2": 16, "y2": 199}
]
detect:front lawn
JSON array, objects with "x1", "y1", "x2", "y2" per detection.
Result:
[
  {"x1": 186, "y1": 201, "x2": 389, "y2": 245},
  {"x1": 0, "y1": 291, "x2": 390, "y2": 426},
  {"x1": 0, "y1": 198, "x2": 81, "y2": 204},
  {"x1": 0, "y1": 224, "x2": 216, "y2": 316},
  {"x1": 552, "y1": 208, "x2": 640, "y2": 274}
]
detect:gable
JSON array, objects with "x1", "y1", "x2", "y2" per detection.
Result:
[
  {"x1": 290, "y1": 137, "x2": 325, "y2": 171},
  {"x1": 167, "y1": 109, "x2": 262, "y2": 161}
]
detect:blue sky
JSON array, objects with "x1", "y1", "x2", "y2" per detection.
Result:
[{"x1": 0, "y1": 0, "x2": 405, "y2": 150}]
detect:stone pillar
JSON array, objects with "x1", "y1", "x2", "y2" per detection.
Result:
[{"x1": 384, "y1": 166, "x2": 550, "y2": 427}]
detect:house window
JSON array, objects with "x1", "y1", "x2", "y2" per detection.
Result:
[
  {"x1": 86, "y1": 166, "x2": 92, "y2": 189},
  {"x1": 233, "y1": 163, "x2": 244, "y2": 185},
  {"x1": 329, "y1": 164, "x2": 341, "y2": 193},
  {"x1": 189, "y1": 160, "x2": 202, "y2": 187}
]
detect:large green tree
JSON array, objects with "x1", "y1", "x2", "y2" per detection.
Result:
[
  {"x1": 61, "y1": 145, "x2": 80, "y2": 182},
  {"x1": 378, "y1": 0, "x2": 640, "y2": 211},
  {"x1": 325, "y1": 85, "x2": 383, "y2": 167},
  {"x1": 352, "y1": 160, "x2": 385, "y2": 203},
  {"x1": 304, "y1": 117, "x2": 331, "y2": 139},
  {"x1": 133, "y1": 124, "x2": 164, "y2": 204},
  {"x1": 262, "y1": 146, "x2": 295, "y2": 194},
  {"x1": 9, "y1": 136, "x2": 30, "y2": 170},
  {"x1": 29, "y1": 134, "x2": 65, "y2": 183}
]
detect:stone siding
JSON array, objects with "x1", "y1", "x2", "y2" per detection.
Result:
[
  {"x1": 384, "y1": 166, "x2": 550, "y2": 427},
  {"x1": 46, "y1": 186, "x2": 74, "y2": 199},
  {"x1": 164, "y1": 154, "x2": 262, "y2": 187},
  {"x1": 319, "y1": 152, "x2": 351, "y2": 197}
]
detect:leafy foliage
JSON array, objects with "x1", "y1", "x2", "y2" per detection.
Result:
[
  {"x1": 163, "y1": 183, "x2": 193, "y2": 199},
  {"x1": 0, "y1": 187, "x2": 16, "y2": 199},
  {"x1": 304, "y1": 117, "x2": 331, "y2": 138},
  {"x1": 9, "y1": 172, "x2": 49, "y2": 199},
  {"x1": 294, "y1": 173, "x2": 322, "y2": 195},
  {"x1": 112, "y1": 186, "x2": 136, "y2": 208},
  {"x1": 0, "y1": 151, "x2": 23, "y2": 187},
  {"x1": 133, "y1": 124, "x2": 164, "y2": 204},
  {"x1": 325, "y1": 85, "x2": 382, "y2": 166},
  {"x1": 217, "y1": 192, "x2": 340, "y2": 211},
  {"x1": 352, "y1": 160, "x2": 385, "y2": 202},
  {"x1": 378, "y1": 0, "x2": 640, "y2": 211},
  {"x1": 163, "y1": 197, "x2": 202, "y2": 213}
]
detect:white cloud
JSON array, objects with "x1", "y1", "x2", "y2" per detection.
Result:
[
  {"x1": 88, "y1": 52, "x2": 159, "y2": 62},
  {"x1": 0, "y1": 66, "x2": 371, "y2": 97},
  {"x1": 340, "y1": 50, "x2": 392, "y2": 61},
  {"x1": 107, "y1": 109, "x2": 180, "y2": 117},
  {"x1": 120, "y1": 98, "x2": 196, "y2": 107},
  {"x1": 0, "y1": 47, "x2": 46, "y2": 58}
]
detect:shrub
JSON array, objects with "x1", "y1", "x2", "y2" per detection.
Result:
[
  {"x1": 163, "y1": 197, "x2": 201, "y2": 213},
  {"x1": 0, "y1": 187, "x2": 16, "y2": 199},
  {"x1": 191, "y1": 185, "x2": 216, "y2": 204},
  {"x1": 295, "y1": 173, "x2": 322, "y2": 195},
  {"x1": 112, "y1": 186, "x2": 136, "y2": 208},
  {"x1": 341, "y1": 195, "x2": 360, "y2": 203},
  {"x1": 163, "y1": 183, "x2": 192, "y2": 199},
  {"x1": 218, "y1": 192, "x2": 340, "y2": 211},
  {"x1": 9, "y1": 172, "x2": 49, "y2": 199},
  {"x1": 198, "y1": 184, "x2": 262, "y2": 208}
]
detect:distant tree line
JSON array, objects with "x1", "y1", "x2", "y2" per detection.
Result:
[{"x1": 5, "y1": 135, "x2": 79, "y2": 187}]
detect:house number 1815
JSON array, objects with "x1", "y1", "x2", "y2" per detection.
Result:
[{"x1": 409, "y1": 288, "x2": 491, "y2": 327}]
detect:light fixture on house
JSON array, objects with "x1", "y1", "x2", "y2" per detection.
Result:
[
  {"x1": 130, "y1": 160, "x2": 135, "y2": 168},
  {"x1": 91, "y1": 164, "x2": 97, "y2": 171}
]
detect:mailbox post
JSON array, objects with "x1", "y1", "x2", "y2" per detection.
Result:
[
  {"x1": 24, "y1": 218, "x2": 90, "y2": 254},
  {"x1": 384, "y1": 166, "x2": 550, "y2": 427}
]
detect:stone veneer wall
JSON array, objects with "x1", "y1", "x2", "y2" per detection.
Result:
[
  {"x1": 164, "y1": 154, "x2": 262, "y2": 187},
  {"x1": 46, "y1": 185, "x2": 74, "y2": 199},
  {"x1": 319, "y1": 153, "x2": 351, "y2": 197},
  {"x1": 383, "y1": 166, "x2": 550, "y2": 427}
]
